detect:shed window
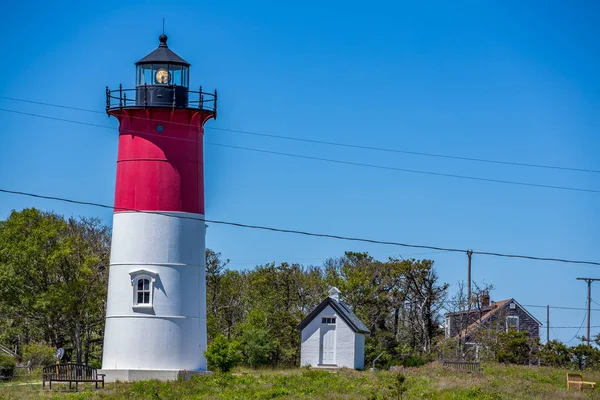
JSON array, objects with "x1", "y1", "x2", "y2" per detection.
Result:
[
  {"x1": 445, "y1": 317, "x2": 451, "y2": 338},
  {"x1": 506, "y1": 316, "x2": 519, "y2": 332},
  {"x1": 321, "y1": 317, "x2": 336, "y2": 324}
]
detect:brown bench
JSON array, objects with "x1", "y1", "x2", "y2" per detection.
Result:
[
  {"x1": 42, "y1": 363, "x2": 105, "y2": 390},
  {"x1": 442, "y1": 361, "x2": 483, "y2": 373},
  {"x1": 567, "y1": 373, "x2": 595, "y2": 391},
  {"x1": 0, "y1": 366, "x2": 14, "y2": 380}
]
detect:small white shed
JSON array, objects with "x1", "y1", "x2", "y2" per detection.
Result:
[{"x1": 298, "y1": 287, "x2": 370, "y2": 369}]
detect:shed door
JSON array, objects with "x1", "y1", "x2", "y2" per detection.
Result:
[{"x1": 320, "y1": 326, "x2": 336, "y2": 365}]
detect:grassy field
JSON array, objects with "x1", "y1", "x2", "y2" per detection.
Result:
[{"x1": 2, "y1": 363, "x2": 600, "y2": 399}]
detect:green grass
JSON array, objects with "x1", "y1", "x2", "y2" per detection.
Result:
[{"x1": 1, "y1": 363, "x2": 600, "y2": 399}]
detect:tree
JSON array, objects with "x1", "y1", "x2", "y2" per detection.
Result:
[
  {"x1": 539, "y1": 340, "x2": 572, "y2": 367},
  {"x1": 402, "y1": 259, "x2": 448, "y2": 353},
  {"x1": 325, "y1": 253, "x2": 447, "y2": 366},
  {"x1": 0, "y1": 209, "x2": 109, "y2": 365},
  {"x1": 571, "y1": 344, "x2": 600, "y2": 370},
  {"x1": 204, "y1": 334, "x2": 243, "y2": 372},
  {"x1": 239, "y1": 310, "x2": 276, "y2": 368}
]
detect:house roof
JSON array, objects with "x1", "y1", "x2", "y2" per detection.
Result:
[
  {"x1": 297, "y1": 297, "x2": 370, "y2": 334},
  {"x1": 457, "y1": 298, "x2": 542, "y2": 337}
]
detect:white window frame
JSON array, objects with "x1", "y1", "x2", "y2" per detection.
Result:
[
  {"x1": 129, "y1": 269, "x2": 157, "y2": 309},
  {"x1": 506, "y1": 315, "x2": 519, "y2": 332},
  {"x1": 321, "y1": 316, "x2": 337, "y2": 325},
  {"x1": 445, "y1": 317, "x2": 451, "y2": 338}
]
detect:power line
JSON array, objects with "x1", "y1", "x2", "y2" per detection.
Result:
[
  {"x1": 565, "y1": 309, "x2": 588, "y2": 344},
  {"x1": 551, "y1": 326, "x2": 600, "y2": 329},
  {"x1": 206, "y1": 143, "x2": 600, "y2": 195},
  {"x1": 550, "y1": 326, "x2": 560, "y2": 340},
  {"x1": 522, "y1": 304, "x2": 600, "y2": 312},
  {"x1": 2, "y1": 95, "x2": 599, "y2": 174},
  {"x1": 228, "y1": 250, "x2": 444, "y2": 265},
  {"x1": 2, "y1": 188, "x2": 600, "y2": 267},
  {"x1": 2, "y1": 107, "x2": 600, "y2": 195}
]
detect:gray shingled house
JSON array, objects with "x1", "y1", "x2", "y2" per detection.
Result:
[{"x1": 445, "y1": 296, "x2": 542, "y2": 342}]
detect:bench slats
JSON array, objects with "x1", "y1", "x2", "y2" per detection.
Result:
[
  {"x1": 42, "y1": 364, "x2": 104, "y2": 390},
  {"x1": 567, "y1": 373, "x2": 596, "y2": 391}
]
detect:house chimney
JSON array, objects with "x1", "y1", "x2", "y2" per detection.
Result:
[
  {"x1": 329, "y1": 287, "x2": 341, "y2": 302},
  {"x1": 481, "y1": 291, "x2": 490, "y2": 308}
]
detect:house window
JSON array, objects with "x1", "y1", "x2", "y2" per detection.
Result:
[
  {"x1": 129, "y1": 269, "x2": 157, "y2": 309},
  {"x1": 506, "y1": 316, "x2": 519, "y2": 332},
  {"x1": 321, "y1": 317, "x2": 336, "y2": 324},
  {"x1": 445, "y1": 317, "x2": 451, "y2": 338}
]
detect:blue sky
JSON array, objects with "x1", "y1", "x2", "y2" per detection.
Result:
[{"x1": 1, "y1": 0, "x2": 599, "y2": 343}]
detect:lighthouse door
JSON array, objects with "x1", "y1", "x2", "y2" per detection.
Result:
[{"x1": 319, "y1": 321, "x2": 336, "y2": 365}]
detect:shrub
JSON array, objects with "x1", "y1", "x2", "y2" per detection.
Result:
[
  {"x1": 495, "y1": 330, "x2": 531, "y2": 365},
  {"x1": 539, "y1": 340, "x2": 572, "y2": 367},
  {"x1": 205, "y1": 334, "x2": 243, "y2": 372},
  {"x1": 22, "y1": 342, "x2": 55, "y2": 368},
  {"x1": 241, "y1": 326, "x2": 275, "y2": 368},
  {"x1": 497, "y1": 350, "x2": 518, "y2": 364},
  {"x1": 401, "y1": 354, "x2": 428, "y2": 368},
  {"x1": 389, "y1": 372, "x2": 408, "y2": 399},
  {"x1": 571, "y1": 344, "x2": 600, "y2": 370},
  {"x1": 0, "y1": 353, "x2": 16, "y2": 378}
]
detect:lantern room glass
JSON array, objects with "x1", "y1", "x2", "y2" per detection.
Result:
[
  {"x1": 136, "y1": 64, "x2": 189, "y2": 87},
  {"x1": 137, "y1": 65, "x2": 153, "y2": 86}
]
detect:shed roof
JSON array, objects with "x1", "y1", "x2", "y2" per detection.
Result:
[{"x1": 297, "y1": 297, "x2": 370, "y2": 334}]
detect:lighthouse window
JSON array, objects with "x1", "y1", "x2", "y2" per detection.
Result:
[
  {"x1": 170, "y1": 65, "x2": 182, "y2": 86},
  {"x1": 137, "y1": 65, "x2": 153, "y2": 86},
  {"x1": 136, "y1": 278, "x2": 151, "y2": 305},
  {"x1": 130, "y1": 270, "x2": 157, "y2": 309},
  {"x1": 183, "y1": 67, "x2": 189, "y2": 87}
]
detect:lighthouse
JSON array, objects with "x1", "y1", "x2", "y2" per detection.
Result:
[{"x1": 101, "y1": 34, "x2": 216, "y2": 381}]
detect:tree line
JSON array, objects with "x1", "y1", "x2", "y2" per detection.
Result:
[
  {"x1": 0, "y1": 209, "x2": 449, "y2": 369},
  {"x1": 1, "y1": 208, "x2": 597, "y2": 372}
]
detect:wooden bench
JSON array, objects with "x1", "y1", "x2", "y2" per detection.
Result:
[
  {"x1": 567, "y1": 373, "x2": 595, "y2": 391},
  {"x1": 442, "y1": 361, "x2": 483, "y2": 373},
  {"x1": 0, "y1": 366, "x2": 14, "y2": 380},
  {"x1": 42, "y1": 363, "x2": 105, "y2": 390}
]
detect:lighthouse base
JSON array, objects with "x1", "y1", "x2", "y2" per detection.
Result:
[{"x1": 99, "y1": 369, "x2": 213, "y2": 383}]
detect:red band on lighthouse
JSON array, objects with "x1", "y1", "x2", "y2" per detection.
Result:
[{"x1": 111, "y1": 108, "x2": 213, "y2": 215}]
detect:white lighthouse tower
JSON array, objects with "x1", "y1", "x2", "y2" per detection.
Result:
[{"x1": 100, "y1": 34, "x2": 217, "y2": 381}]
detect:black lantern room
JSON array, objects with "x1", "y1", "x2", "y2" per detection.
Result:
[
  {"x1": 106, "y1": 34, "x2": 217, "y2": 115},
  {"x1": 135, "y1": 34, "x2": 190, "y2": 107}
]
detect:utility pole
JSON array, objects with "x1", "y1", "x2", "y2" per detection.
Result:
[
  {"x1": 546, "y1": 305, "x2": 550, "y2": 344},
  {"x1": 576, "y1": 278, "x2": 600, "y2": 345},
  {"x1": 467, "y1": 250, "x2": 473, "y2": 309}
]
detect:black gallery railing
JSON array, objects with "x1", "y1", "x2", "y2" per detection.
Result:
[{"x1": 106, "y1": 84, "x2": 217, "y2": 115}]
